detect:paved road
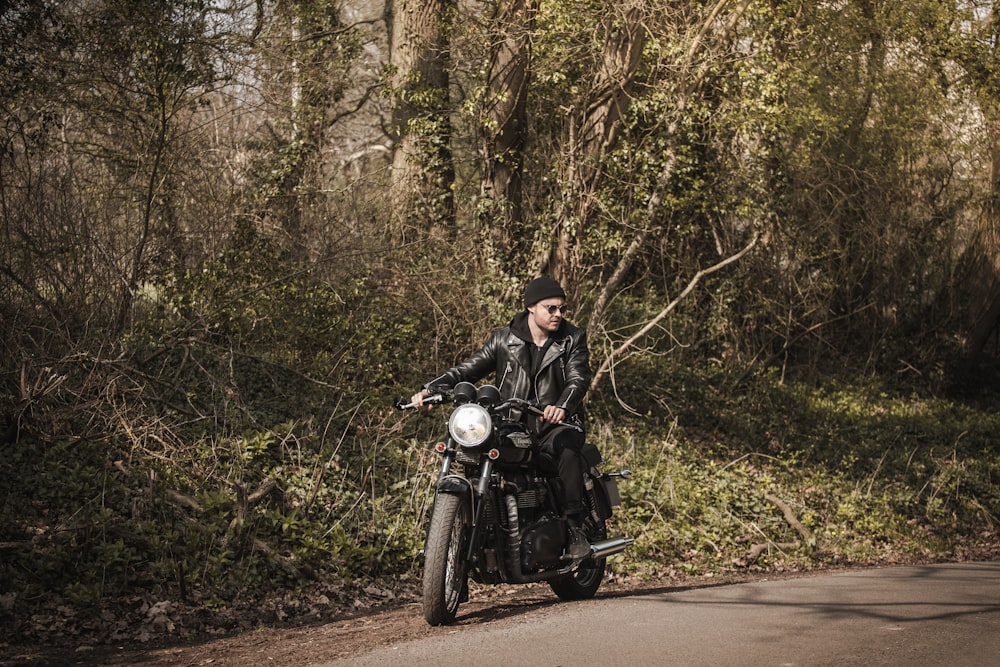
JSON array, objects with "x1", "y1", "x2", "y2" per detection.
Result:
[{"x1": 322, "y1": 562, "x2": 1000, "y2": 666}]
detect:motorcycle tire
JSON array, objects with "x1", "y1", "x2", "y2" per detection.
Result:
[
  {"x1": 548, "y1": 519, "x2": 607, "y2": 601},
  {"x1": 422, "y1": 493, "x2": 471, "y2": 625}
]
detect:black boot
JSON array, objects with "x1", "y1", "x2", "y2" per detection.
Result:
[{"x1": 562, "y1": 517, "x2": 591, "y2": 561}]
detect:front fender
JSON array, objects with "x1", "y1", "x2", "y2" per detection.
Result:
[{"x1": 436, "y1": 474, "x2": 473, "y2": 497}]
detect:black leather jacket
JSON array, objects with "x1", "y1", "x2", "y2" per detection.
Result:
[{"x1": 424, "y1": 312, "x2": 591, "y2": 422}]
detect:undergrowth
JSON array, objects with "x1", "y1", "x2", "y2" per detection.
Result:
[
  {"x1": 598, "y1": 378, "x2": 1000, "y2": 580},
  {"x1": 1, "y1": 228, "x2": 998, "y2": 645}
]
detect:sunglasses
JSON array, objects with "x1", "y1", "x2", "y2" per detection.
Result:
[{"x1": 539, "y1": 304, "x2": 569, "y2": 314}]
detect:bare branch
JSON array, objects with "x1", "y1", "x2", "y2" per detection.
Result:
[
  {"x1": 744, "y1": 493, "x2": 814, "y2": 566},
  {"x1": 591, "y1": 232, "x2": 760, "y2": 392},
  {"x1": 765, "y1": 492, "x2": 812, "y2": 542}
]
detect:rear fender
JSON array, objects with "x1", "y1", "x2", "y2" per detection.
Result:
[{"x1": 588, "y1": 474, "x2": 616, "y2": 521}]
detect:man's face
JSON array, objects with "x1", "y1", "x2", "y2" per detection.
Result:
[{"x1": 528, "y1": 298, "x2": 567, "y2": 335}]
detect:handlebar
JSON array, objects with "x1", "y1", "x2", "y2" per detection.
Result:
[
  {"x1": 393, "y1": 393, "x2": 445, "y2": 410},
  {"x1": 505, "y1": 398, "x2": 584, "y2": 433},
  {"x1": 394, "y1": 392, "x2": 582, "y2": 433}
]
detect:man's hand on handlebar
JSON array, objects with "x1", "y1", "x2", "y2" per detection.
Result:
[
  {"x1": 539, "y1": 405, "x2": 566, "y2": 424},
  {"x1": 410, "y1": 388, "x2": 433, "y2": 410}
]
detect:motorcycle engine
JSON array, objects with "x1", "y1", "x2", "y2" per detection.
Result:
[{"x1": 520, "y1": 513, "x2": 564, "y2": 570}]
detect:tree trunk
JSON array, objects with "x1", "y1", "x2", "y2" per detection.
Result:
[
  {"x1": 957, "y1": 6, "x2": 1000, "y2": 372},
  {"x1": 545, "y1": 7, "x2": 645, "y2": 286},
  {"x1": 479, "y1": 0, "x2": 536, "y2": 267},
  {"x1": 962, "y1": 113, "x2": 1000, "y2": 368},
  {"x1": 584, "y1": 0, "x2": 753, "y2": 329},
  {"x1": 388, "y1": 0, "x2": 456, "y2": 233}
]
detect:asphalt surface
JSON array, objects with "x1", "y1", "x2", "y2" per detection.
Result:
[{"x1": 321, "y1": 561, "x2": 1000, "y2": 666}]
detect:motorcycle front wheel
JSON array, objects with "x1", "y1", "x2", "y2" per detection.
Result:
[
  {"x1": 548, "y1": 519, "x2": 607, "y2": 601},
  {"x1": 422, "y1": 492, "x2": 471, "y2": 625}
]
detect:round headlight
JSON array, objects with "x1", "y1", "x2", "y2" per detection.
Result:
[{"x1": 448, "y1": 403, "x2": 492, "y2": 447}]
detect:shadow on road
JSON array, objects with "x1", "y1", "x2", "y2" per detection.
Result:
[{"x1": 628, "y1": 561, "x2": 1000, "y2": 625}]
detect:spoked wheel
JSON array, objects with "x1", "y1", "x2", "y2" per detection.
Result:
[
  {"x1": 548, "y1": 519, "x2": 607, "y2": 601},
  {"x1": 422, "y1": 493, "x2": 471, "y2": 625}
]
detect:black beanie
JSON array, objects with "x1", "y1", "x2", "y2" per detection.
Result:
[{"x1": 524, "y1": 276, "x2": 566, "y2": 308}]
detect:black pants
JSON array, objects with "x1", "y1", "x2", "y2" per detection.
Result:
[{"x1": 537, "y1": 425, "x2": 586, "y2": 518}]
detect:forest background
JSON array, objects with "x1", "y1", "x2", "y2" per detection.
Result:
[{"x1": 2, "y1": 0, "x2": 999, "y2": 647}]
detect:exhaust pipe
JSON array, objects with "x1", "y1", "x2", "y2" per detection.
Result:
[{"x1": 589, "y1": 536, "x2": 634, "y2": 559}]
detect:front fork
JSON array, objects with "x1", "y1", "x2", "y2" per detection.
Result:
[
  {"x1": 465, "y1": 458, "x2": 494, "y2": 562},
  {"x1": 433, "y1": 444, "x2": 494, "y2": 566}
]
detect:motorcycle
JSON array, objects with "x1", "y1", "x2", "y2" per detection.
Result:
[{"x1": 395, "y1": 381, "x2": 633, "y2": 626}]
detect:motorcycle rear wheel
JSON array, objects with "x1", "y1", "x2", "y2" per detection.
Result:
[
  {"x1": 422, "y1": 493, "x2": 471, "y2": 625},
  {"x1": 548, "y1": 519, "x2": 607, "y2": 601}
]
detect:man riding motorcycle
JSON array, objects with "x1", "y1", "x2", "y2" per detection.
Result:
[{"x1": 410, "y1": 276, "x2": 593, "y2": 560}]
